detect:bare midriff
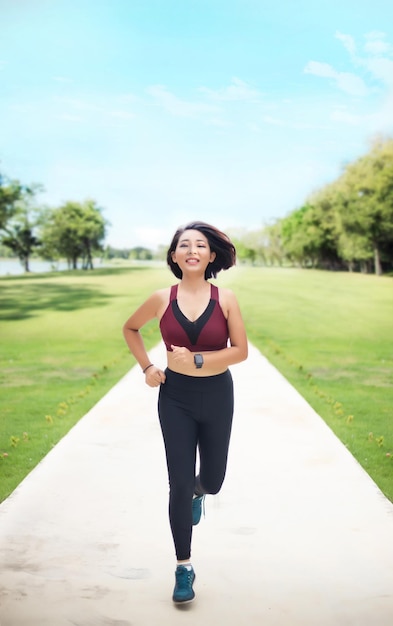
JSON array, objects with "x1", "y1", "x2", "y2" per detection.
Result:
[{"x1": 166, "y1": 351, "x2": 227, "y2": 378}]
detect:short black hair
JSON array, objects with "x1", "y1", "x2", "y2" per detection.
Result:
[{"x1": 166, "y1": 221, "x2": 236, "y2": 279}]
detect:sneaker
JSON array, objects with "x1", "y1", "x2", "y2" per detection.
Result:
[
  {"x1": 192, "y1": 495, "x2": 205, "y2": 525},
  {"x1": 172, "y1": 565, "x2": 196, "y2": 604}
]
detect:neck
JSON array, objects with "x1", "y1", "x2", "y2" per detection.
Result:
[{"x1": 179, "y1": 276, "x2": 209, "y2": 291}]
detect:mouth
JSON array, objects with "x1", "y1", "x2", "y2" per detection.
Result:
[{"x1": 186, "y1": 258, "x2": 199, "y2": 264}]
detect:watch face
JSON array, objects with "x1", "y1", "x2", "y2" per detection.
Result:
[{"x1": 194, "y1": 354, "x2": 203, "y2": 368}]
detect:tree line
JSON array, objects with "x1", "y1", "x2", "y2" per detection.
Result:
[
  {"x1": 232, "y1": 137, "x2": 393, "y2": 275},
  {"x1": 0, "y1": 176, "x2": 107, "y2": 271},
  {"x1": 1, "y1": 137, "x2": 392, "y2": 274}
]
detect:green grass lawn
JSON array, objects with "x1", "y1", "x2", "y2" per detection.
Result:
[
  {"x1": 0, "y1": 266, "x2": 168, "y2": 500},
  {"x1": 1, "y1": 265, "x2": 392, "y2": 502},
  {"x1": 221, "y1": 266, "x2": 393, "y2": 501}
]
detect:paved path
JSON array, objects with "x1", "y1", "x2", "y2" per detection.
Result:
[{"x1": 1, "y1": 343, "x2": 393, "y2": 626}]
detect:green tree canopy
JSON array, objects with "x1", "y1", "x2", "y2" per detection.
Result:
[
  {"x1": 0, "y1": 178, "x2": 43, "y2": 271},
  {"x1": 334, "y1": 138, "x2": 393, "y2": 275},
  {"x1": 40, "y1": 200, "x2": 108, "y2": 269},
  {"x1": 0, "y1": 173, "x2": 25, "y2": 230},
  {"x1": 273, "y1": 137, "x2": 393, "y2": 274},
  {"x1": 280, "y1": 203, "x2": 341, "y2": 269}
]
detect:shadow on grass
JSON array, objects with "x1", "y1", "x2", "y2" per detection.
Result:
[
  {"x1": 0, "y1": 266, "x2": 161, "y2": 320},
  {"x1": 0, "y1": 282, "x2": 113, "y2": 320},
  {"x1": 0, "y1": 266, "x2": 152, "y2": 281}
]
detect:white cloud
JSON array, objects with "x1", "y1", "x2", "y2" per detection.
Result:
[
  {"x1": 304, "y1": 61, "x2": 368, "y2": 96},
  {"x1": 303, "y1": 61, "x2": 336, "y2": 79},
  {"x1": 307, "y1": 31, "x2": 393, "y2": 103},
  {"x1": 364, "y1": 31, "x2": 392, "y2": 56},
  {"x1": 364, "y1": 39, "x2": 392, "y2": 56},
  {"x1": 335, "y1": 30, "x2": 393, "y2": 88},
  {"x1": 363, "y1": 57, "x2": 393, "y2": 87},
  {"x1": 335, "y1": 31, "x2": 356, "y2": 58},
  {"x1": 335, "y1": 72, "x2": 369, "y2": 96},
  {"x1": 147, "y1": 85, "x2": 220, "y2": 118},
  {"x1": 330, "y1": 93, "x2": 393, "y2": 133},
  {"x1": 199, "y1": 77, "x2": 263, "y2": 102},
  {"x1": 51, "y1": 95, "x2": 137, "y2": 126}
]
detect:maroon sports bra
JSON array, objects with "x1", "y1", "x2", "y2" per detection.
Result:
[{"x1": 160, "y1": 283, "x2": 229, "y2": 352}]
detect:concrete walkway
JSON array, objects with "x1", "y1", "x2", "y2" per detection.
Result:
[{"x1": 1, "y1": 343, "x2": 393, "y2": 626}]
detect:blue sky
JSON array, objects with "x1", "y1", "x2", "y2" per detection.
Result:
[{"x1": 1, "y1": 0, "x2": 393, "y2": 249}]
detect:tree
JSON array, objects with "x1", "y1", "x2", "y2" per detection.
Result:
[
  {"x1": 0, "y1": 173, "x2": 25, "y2": 230},
  {"x1": 78, "y1": 200, "x2": 108, "y2": 269},
  {"x1": 104, "y1": 246, "x2": 132, "y2": 260},
  {"x1": 336, "y1": 230, "x2": 372, "y2": 273},
  {"x1": 335, "y1": 138, "x2": 393, "y2": 275},
  {"x1": 40, "y1": 200, "x2": 108, "y2": 269},
  {"x1": 0, "y1": 180, "x2": 43, "y2": 272},
  {"x1": 230, "y1": 236, "x2": 256, "y2": 265},
  {"x1": 1, "y1": 225, "x2": 40, "y2": 272},
  {"x1": 280, "y1": 205, "x2": 320, "y2": 267},
  {"x1": 263, "y1": 222, "x2": 286, "y2": 266}
]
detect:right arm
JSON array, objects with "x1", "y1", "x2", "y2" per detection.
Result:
[{"x1": 122, "y1": 290, "x2": 167, "y2": 387}]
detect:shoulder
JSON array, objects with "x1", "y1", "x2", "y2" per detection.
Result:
[
  {"x1": 216, "y1": 286, "x2": 237, "y2": 303},
  {"x1": 216, "y1": 286, "x2": 240, "y2": 317},
  {"x1": 136, "y1": 287, "x2": 171, "y2": 314},
  {"x1": 154, "y1": 286, "x2": 172, "y2": 300},
  {"x1": 148, "y1": 287, "x2": 171, "y2": 307},
  {"x1": 124, "y1": 287, "x2": 172, "y2": 329},
  {"x1": 153, "y1": 287, "x2": 173, "y2": 319}
]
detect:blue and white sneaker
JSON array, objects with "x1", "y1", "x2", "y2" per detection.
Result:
[
  {"x1": 192, "y1": 494, "x2": 205, "y2": 525},
  {"x1": 172, "y1": 565, "x2": 196, "y2": 604}
]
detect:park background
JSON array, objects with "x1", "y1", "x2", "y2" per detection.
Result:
[{"x1": 1, "y1": 1, "x2": 392, "y2": 503}]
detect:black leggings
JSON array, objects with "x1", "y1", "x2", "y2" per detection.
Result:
[{"x1": 158, "y1": 368, "x2": 234, "y2": 561}]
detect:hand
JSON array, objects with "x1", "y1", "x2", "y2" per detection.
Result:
[
  {"x1": 145, "y1": 365, "x2": 166, "y2": 387},
  {"x1": 170, "y1": 345, "x2": 193, "y2": 367}
]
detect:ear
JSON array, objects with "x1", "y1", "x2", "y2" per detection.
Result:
[
  {"x1": 171, "y1": 251, "x2": 177, "y2": 264},
  {"x1": 210, "y1": 251, "x2": 216, "y2": 263}
]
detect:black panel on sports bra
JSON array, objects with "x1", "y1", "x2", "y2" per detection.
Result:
[{"x1": 172, "y1": 298, "x2": 216, "y2": 346}]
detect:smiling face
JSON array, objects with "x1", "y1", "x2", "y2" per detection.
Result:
[{"x1": 171, "y1": 229, "x2": 216, "y2": 275}]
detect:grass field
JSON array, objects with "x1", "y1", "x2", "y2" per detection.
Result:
[
  {"x1": 1, "y1": 265, "x2": 392, "y2": 502},
  {"x1": 221, "y1": 267, "x2": 393, "y2": 501}
]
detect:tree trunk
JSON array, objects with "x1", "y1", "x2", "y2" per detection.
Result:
[
  {"x1": 374, "y1": 245, "x2": 382, "y2": 276},
  {"x1": 86, "y1": 242, "x2": 93, "y2": 269}
]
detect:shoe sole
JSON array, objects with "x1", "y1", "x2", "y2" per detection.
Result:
[{"x1": 173, "y1": 596, "x2": 195, "y2": 605}]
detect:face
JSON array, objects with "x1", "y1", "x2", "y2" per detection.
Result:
[{"x1": 171, "y1": 229, "x2": 216, "y2": 273}]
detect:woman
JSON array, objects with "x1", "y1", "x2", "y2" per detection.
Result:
[{"x1": 122, "y1": 221, "x2": 248, "y2": 604}]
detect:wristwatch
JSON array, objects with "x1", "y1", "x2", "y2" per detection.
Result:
[{"x1": 194, "y1": 354, "x2": 204, "y2": 369}]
